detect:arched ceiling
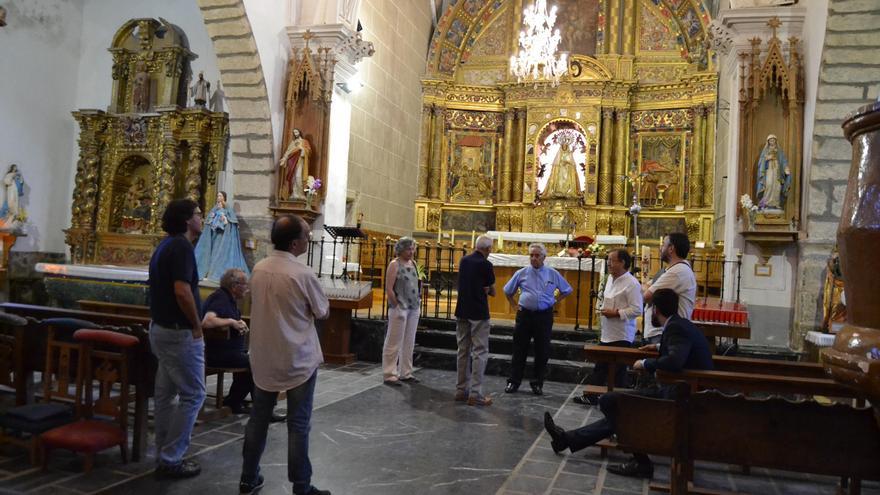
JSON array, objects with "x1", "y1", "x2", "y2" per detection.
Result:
[{"x1": 426, "y1": 0, "x2": 712, "y2": 78}]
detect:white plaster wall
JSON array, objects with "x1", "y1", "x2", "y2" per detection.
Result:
[
  {"x1": 0, "y1": 0, "x2": 84, "y2": 253},
  {"x1": 242, "y1": 0, "x2": 290, "y2": 161}
]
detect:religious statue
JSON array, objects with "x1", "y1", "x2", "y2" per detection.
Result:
[
  {"x1": 118, "y1": 177, "x2": 152, "y2": 233},
  {"x1": 449, "y1": 156, "x2": 490, "y2": 202},
  {"x1": 0, "y1": 164, "x2": 25, "y2": 226},
  {"x1": 278, "y1": 128, "x2": 311, "y2": 201},
  {"x1": 194, "y1": 191, "x2": 250, "y2": 282},
  {"x1": 755, "y1": 134, "x2": 791, "y2": 210},
  {"x1": 190, "y1": 71, "x2": 210, "y2": 107},
  {"x1": 0, "y1": 6, "x2": 7, "y2": 28},
  {"x1": 822, "y1": 247, "x2": 846, "y2": 332},
  {"x1": 132, "y1": 61, "x2": 150, "y2": 112},
  {"x1": 542, "y1": 133, "x2": 581, "y2": 199}
]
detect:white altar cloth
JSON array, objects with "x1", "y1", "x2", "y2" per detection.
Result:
[
  {"x1": 485, "y1": 231, "x2": 626, "y2": 246},
  {"x1": 36, "y1": 263, "x2": 148, "y2": 282},
  {"x1": 487, "y1": 254, "x2": 605, "y2": 272}
]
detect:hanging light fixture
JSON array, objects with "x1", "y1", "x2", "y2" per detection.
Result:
[{"x1": 509, "y1": 0, "x2": 568, "y2": 86}]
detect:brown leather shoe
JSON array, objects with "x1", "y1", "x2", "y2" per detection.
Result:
[
  {"x1": 467, "y1": 395, "x2": 493, "y2": 406},
  {"x1": 454, "y1": 391, "x2": 469, "y2": 402}
]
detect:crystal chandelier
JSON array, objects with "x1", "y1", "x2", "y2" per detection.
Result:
[{"x1": 509, "y1": 0, "x2": 568, "y2": 86}]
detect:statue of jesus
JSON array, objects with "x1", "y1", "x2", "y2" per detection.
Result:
[{"x1": 278, "y1": 128, "x2": 311, "y2": 201}]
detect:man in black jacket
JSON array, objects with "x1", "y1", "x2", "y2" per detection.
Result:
[{"x1": 543, "y1": 288, "x2": 713, "y2": 479}]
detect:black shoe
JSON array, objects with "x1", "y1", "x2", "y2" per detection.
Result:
[
  {"x1": 155, "y1": 459, "x2": 201, "y2": 479},
  {"x1": 226, "y1": 403, "x2": 252, "y2": 415},
  {"x1": 606, "y1": 458, "x2": 654, "y2": 479},
  {"x1": 505, "y1": 382, "x2": 519, "y2": 393},
  {"x1": 270, "y1": 412, "x2": 287, "y2": 423},
  {"x1": 301, "y1": 487, "x2": 331, "y2": 495},
  {"x1": 543, "y1": 412, "x2": 568, "y2": 454},
  {"x1": 530, "y1": 382, "x2": 543, "y2": 395},
  {"x1": 573, "y1": 394, "x2": 599, "y2": 406},
  {"x1": 400, "y1": 376, "x2": 421, "y2": 383},
  {"x1": 239, "y1": 474, "x2": 265, "y2": 494},
  {"x1": 384, "y1": 379, "x2": 403, "y2": 387}
]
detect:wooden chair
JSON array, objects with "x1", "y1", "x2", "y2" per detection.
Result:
[
  {"x1": 204, "y1": 326, "x2": 249, "y2": 410},
  {"x1": 40, "y1": 329, "x2": 139, "y2": 472},
  {"x1": 0, "y1": 327, "x2": 82, "y2": 465}
]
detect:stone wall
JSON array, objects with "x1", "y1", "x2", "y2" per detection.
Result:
[
  {"x1": 347, "y1": 1, "x2": 433, "y2": 236},
  {"x1": 196, "y1": 0, "x2": 274, "y2": 260},
  {"x1": 793, "y1": 0, "x2": 880, "y2": 346}
]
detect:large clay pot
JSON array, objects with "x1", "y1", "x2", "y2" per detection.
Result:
[{"x1": 823, "y1": 102, "x2": 880, "y2": 407}]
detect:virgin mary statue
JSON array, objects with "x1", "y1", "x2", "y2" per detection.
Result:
[
  {"x1": 755, "y1": 134, "x2": 791, "y2": 210},
  {"x1": 195, "y1": 191, "x2": 250, "y2": 282},
  {"x1": 543, "y1": 133, "x2": 581, "y2": 199}
]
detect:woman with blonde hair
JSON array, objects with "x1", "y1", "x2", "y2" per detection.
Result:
[{"x1": 382, "y1": 237, "x2": 421, "y2": 386}]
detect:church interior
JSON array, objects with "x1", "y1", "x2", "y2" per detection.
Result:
[{"x1": 0, "y1": 0, "x2": 879, "y2": 493}]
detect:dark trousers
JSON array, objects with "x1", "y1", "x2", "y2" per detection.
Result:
[
  {"x1": 509, "y1": 308, "x2": 554, "y2": 386},
  {"x1": 586, "y1": 340, "x2": 632, "y2": 388},
  {"x1": 242, "y1": 370, "x2": 317, "y2": 494},
  {"x1": 206, "y1": 349, "x2": 253, "y2": 406},
  {"x1": 564, "y1": 387, "x2": 665, "y2": 466}
]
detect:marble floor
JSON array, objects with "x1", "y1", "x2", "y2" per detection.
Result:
[{"x1": 0, "y1": 364, "x2": 877, "y2": 495}]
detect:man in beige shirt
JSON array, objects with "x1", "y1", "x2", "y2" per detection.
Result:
[{"x1": 239, "y1": 215, "x2": 331, "y2": 495}]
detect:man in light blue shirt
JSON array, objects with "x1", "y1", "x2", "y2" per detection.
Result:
[{"x1": 503, "y1": 243, "x2": 573, "y2": 395}]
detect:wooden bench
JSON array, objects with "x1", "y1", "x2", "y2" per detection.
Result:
[{"x1": 612, "y1": 384, "x2": 880, "y2": 494}]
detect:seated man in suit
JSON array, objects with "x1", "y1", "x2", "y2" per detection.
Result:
[{"x1": 544, "y1": 288, "x2": 713, "y2": 479}]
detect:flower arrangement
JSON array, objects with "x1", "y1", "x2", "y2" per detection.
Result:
[
  {"x1": 585, "y1": 241, "x2": 607, "y2": 258},
  {"x1": 305, "y1": 175, "x2": 322, "y2": 204},
  {"x1": 740, "y1": 194, "x2": 758, "y2": 230}
]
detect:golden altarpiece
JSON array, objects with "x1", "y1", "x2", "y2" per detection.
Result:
[
  {"x1": 415, "y1": 0, "x2": 719, "y2": 248},
  {"x1": 65, "y1": 19, "x2": 229, "y2": 265}
]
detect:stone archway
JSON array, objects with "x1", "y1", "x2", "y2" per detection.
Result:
[{"x1": 196, "y1": 0, "x2": 274, "y2": 257}]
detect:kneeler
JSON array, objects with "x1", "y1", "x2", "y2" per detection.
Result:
[{"x1": 40, "y1": 329, "x2": 139, "y2": 472}]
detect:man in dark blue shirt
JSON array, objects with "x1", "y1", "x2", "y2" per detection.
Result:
[
  {"x1": 148, "y1": 199, "x2": 205, "y2": 480},
  {"x1": 454, "y1": 234, "x2": 496, "y2": 406},
  {"x1": 543, "y1": 288, "x2": 713, "y2": 479},
  {"x1": 503, "y1": 243, "x2": 573, "y2": 395}
]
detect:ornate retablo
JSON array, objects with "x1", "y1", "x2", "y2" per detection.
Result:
[
  {"x1": 415, "y1": 0, "x2": 718, "y2": 244},
  {"x1": 65, "y1": 18, "x2": 229, "y2": 266}
]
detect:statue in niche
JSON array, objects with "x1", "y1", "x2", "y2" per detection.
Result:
[
  {"x1": 0, "y1": 6, "x2": 6, "y2": 28},
  {"x1": 190, "y1": 71, "x2": 210, "y2": 107},
  {"x1": 132, "y1": 61, "x2": 150, "y2": 112},
  {"x1": 450, "y1": 155, "x2": 490, "y2": 202},
  {"x1": 278, "y1": 128, "x2": 311, "y2": 201},
  {"x1": 0, "y1": 164, "x2": 25, "y2": 227},
  {"x1": 543, "y1": 133, "x2": 582, "y2": 199},
  {"x1": 755, "y1": 134, "x2": 791, "y2": 210},
  {"x1": 195, "y1": 191, "x2": 249, "y2": 282}
]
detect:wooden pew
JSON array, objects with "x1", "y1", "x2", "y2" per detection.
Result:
[
  {"x1": 0, "y1": 303, "x2": 153, "y2": 462},
  {"x1": 656, "y1": 368, "x2": 861, "y2": 399},
  {"x1": 612, "y1": 385, "x2": 880, "y2": 495},
  {"x1": 77, "y1": 300, "x2": 152, "y2": 318}
]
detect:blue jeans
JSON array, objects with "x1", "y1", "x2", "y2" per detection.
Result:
[
  {"x1": 149, "y1": 322, "x2": 206, "y2": 466},
  {"x1": 242, "y1": 370, "x2": 317, "y2": 494}
]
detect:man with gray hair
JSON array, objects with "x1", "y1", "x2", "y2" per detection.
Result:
[
  {"x1": 454, "y1": 234, "x2": 496, "y2": 406},
  {"x1": 503, "y1": 243, "x2": 573, "y2": 395}
]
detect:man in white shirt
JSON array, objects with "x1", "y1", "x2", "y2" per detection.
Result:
[
  {"x1": 642, "y1": 232, "x2": 697, "y2": 344},
  {"x1": 239, "y1": 215, "x2": 331, "y2": 495},
  {"x1": 581, "y1": 249, "x2": 642, "y2": 397}
]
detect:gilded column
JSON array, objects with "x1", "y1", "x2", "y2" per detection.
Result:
[
  {"x1": 599, "y1": 108, "x2": 615, "y2": 205},
  {"x1": 427, "y1": 105, "x2": 445, "y2": 199},
  {"x1": 186, "y1": 146, "x2": 204, "y2": 203},
  {"x1": 417, "y1": 104, "x2": 433, "y2": 198},
  {"x1": 607, "y1": 0, "x2": 620, "y2": 55},
  {"x1": 612, "y1": 109, "x2": 629, "y2": 205},
  {"x1": 501, "y1": 109, "x2": 515, "y2": 203},
  {"x1": 512, "y1": 108, "x2": 527, "y2": 202},
  {"x1": 689, "y1": 107, "x2": 705, "y2": 208},
  {"x1": 702, "y1": 104, "x2": 715, "y2": 208},
  {"x1": 622, "y1": 0, "x2": 636, "y2": 56}
]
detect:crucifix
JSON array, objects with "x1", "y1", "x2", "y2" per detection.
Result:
[{"x1": 767, "y1": 17, "x2": 782, "y2": 40}]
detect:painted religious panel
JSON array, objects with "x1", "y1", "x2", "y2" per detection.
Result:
[
  {"x1": 446, "y1": 132, "x2": 495, "y2": 204},
  {"x1": 635, "y1": 133, "x2": 686, "y2": 208},
  {"x1": 637, "y1": 216, "x2": 687, "y2": 241},
  {"x1": 441, "y1": 210, "x2": 496, "y2": 232},
  {"x1": 536, "y1": 122, "x2": 588, "y2": 201},
  {"x1": 554, "y1": 0, "x2": 600, "y2": 57}
]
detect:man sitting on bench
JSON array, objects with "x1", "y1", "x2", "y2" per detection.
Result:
[{"x1": 544, "y1": 288, "x2": 713, "y2": 479}]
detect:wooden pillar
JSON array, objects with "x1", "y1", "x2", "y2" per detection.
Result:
[
  {"x1": 417, "y1": 104, "x2": 433, "y2": 198},
  {"x1": 427, "y1": 106, "x2": 445, "y2": 200},
  {"x1": 607, "y1": 0, "x2": 620, "y2": 55},
  {"x1": 501, "y1": 109, "x2": 515, "y2": 203},
  {"x1": 612, "y1": 109, "x2": 629, "y2": 205},
  {"x1": 599, "y1": 108, "x2": 615, "y2": 205},
  {"x1": 512, "y1": 108, "x2": 527, "y2": 203},
  {"x1": 702, "y1": 104, "x2": 715, "y2": 208},
  {"x1": 689, "y1": 107, "x2": 705, "y2": 208}
]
